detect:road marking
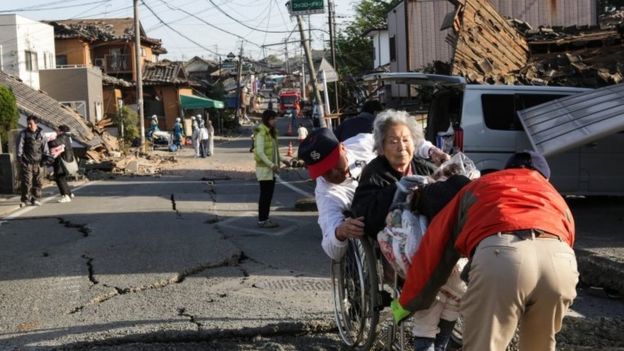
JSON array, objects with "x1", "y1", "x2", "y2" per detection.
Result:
[
  {"x1": 276, "y1": 176, "x2": 313, "y2": 197},
  {"x1": 216, "y1": 211, "x2": 303, "y2": 237},
  {"x1": 0, "y1": 181, "x2": 96, "y2": 226}
]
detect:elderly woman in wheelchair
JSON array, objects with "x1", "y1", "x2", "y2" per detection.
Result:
[{"x1": 345, "y1": 110, "x2": 473, "y2": 351}]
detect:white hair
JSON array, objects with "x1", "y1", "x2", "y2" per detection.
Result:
[{"x1": 372, "y1": 109, "x2": 424, "y2": 154}]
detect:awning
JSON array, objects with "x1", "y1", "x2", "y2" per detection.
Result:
[
  {"x1": 180, "y1": 94, "x2": 224, "y2": 109},
  {"x1": 517, "y1": 83, "x2": 624, "y2": 156}
]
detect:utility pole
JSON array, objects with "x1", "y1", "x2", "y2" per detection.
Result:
[
  {"x1": 328, "y1": 0, "x2": 339, "y2": 113},
  {"x1": 133, "y1": 0, "x2": 145, "y2": 150},
  {"x1": 297, "y1": 15, "x2": 325, "y2": 128},
  {"x1": 284, "y1": 39, "x2": 289, "y2": 74},
  {"x1": 235, "y1": 44, "x2": 244, "y2": 123}
]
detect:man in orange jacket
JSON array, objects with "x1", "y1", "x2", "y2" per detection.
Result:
[{"x1": 392, "y1": 151, "x2": 578, "y2": 351}]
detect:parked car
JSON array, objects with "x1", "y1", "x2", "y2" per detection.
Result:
[{"x1": 363, "y1": 72, "x2": 624, "y2": 196}]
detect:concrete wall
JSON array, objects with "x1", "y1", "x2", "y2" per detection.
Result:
[
  {"x1": 55, "y1": 38, "x2": 91, "y2": 66},
  {"x1": 39, "y1": 66, "x2": 104, "y2": 123},
  {"x1": 0, "y1": 14, "x2": 55, "y2": 90},
  {"x1": 369, "y1": 30, "x2": 390, "y2": 69}
]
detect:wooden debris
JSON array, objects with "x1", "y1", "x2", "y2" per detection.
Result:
[{"x1": 448, "y1": 0, "x2": 529, "y2": 82}]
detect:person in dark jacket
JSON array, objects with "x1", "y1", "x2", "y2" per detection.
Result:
[
  {"x1": 334, "y1": 100, "x2": 383, "y2": 141},
  {"x1": 351, "y1": 109, "x2": 437, "y2": 239},
  {"x1": 16, "y1": 115, "x2": 49, "y2": 207},
  {"x1": 48, "y1": 125, "x2": 76, "y2": 203}
]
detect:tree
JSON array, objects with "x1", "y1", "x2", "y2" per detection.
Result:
[
  {"x1": 332, "y1": 0, "x2": 400, "y2": 112},
  {"x1": 0, "y1": 85, "x2": 19, "y2": 151},
  {"x1": 334, "y1": 0, "x2": 400, "y2": 77}
]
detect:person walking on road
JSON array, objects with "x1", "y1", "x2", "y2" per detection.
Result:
[
  {"x1": 172, "y1": 117, "x2": 184, "y2": 150},
  {"x1": 191, "y1": 115, "x2": 201, "y2": 157},
  {"x1": 206, "y1": 119, "x2": 214, "y2": 156},
  {"x1": 199, "y1": 120, "x2": 210, "y2": 158},
  {"x1": 16, "y1": 115, "x2": 49, "y2": 207},
  {"x1": 297, "y1": 123, "x2": 308, "y2": 143},
  {"x1": 392, "y1": 151, "x2": 578, "y2": 351},
  {"x1": 253, "y1": 110, "x2": 285, "y2": 228},
  {"x1": 47, "y1": 125, "x2": 76, "y2": 203}
]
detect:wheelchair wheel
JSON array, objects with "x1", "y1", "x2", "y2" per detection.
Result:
[{"x1": 331, "y1": 238, "x2": 380, "y2": 350}]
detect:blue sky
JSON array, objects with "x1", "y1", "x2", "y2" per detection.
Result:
[{"x1": 0, "y1": 0, "x2": 357, "y2": 61}]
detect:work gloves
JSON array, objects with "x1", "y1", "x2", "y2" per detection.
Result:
[{"x1": 391, "y1": 299, "x2": 411, "y2": 324}]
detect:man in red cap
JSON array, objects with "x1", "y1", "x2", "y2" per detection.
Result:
[
  {"x1": 391, "y1": 151, "x2": 578, "y2": 351},
  {"x1": 298, "y1": 128, "x2": 446, "y2": 261}
]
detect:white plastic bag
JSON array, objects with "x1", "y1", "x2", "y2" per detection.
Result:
[{"x1": 433, "y1": 152, "x2": 480, "y2": 181}]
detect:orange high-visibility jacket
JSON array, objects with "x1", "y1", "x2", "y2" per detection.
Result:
[{"x1": 399, "y1": 168, "x2": 575, "y2": 312}]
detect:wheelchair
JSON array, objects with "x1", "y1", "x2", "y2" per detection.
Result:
[{"x1": 331, "y1": 236, "x2": 464, "y2": 351}]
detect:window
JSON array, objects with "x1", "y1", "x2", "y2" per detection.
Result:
[
  {"x1": 56, "y1": 55, "x2": 68, "y2": 66},
  {"x1": 482, "y1": 94, "x2": 567, "y2": 131},
  {"x1": 389, "y1": 36, "x2": 396, "y2": 62},
  {"x1": 25, "y1": 50, "x2": 38, "y2": 71}
]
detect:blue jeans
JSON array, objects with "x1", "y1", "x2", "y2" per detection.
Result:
[{"x1": 413, "y1": 319, "x2": 456, "y2": 351}]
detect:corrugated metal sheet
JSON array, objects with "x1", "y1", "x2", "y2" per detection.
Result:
[
  {"x1": 407, "y1": 0, "x2": 455, "y2": 71},
  {"x1": 489, "y1": 0, "x2": 597, "y2": 27},
  {"x1": 517, "y1": 84, "x2": 624, "y2": 156}
]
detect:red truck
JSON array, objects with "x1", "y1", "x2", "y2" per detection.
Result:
[{"x1": 278, "y1": 89, "x2": 301, "y2": 116}]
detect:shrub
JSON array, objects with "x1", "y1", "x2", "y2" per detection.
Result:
[{"x1": 0, "y1": 85, "x2": 19, "y2": 150}]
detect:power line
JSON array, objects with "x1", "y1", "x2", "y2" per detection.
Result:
[
  {"x1": 141, "y1": 0, "x2": 223, "y2": 56},
  {"x1": 155, "y1": 0, "x2": 265, "y2": 50},
  {"x1": 207, "y1": 0, "x2": 294, "y2": 34},
  {"x1": 0, "y1": 0, "x2": 112, "y2": 13}
]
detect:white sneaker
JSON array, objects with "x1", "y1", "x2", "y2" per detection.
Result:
[{"x1": 58, "y1": 195, "x2": 71, "y2": 203}]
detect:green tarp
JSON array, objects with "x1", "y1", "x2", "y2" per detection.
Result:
[{"x1": 180, "y1": 94, "x2": 224, "y2": 109}]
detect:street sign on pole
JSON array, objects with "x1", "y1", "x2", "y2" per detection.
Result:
[{"x1": 288, "y1": 0, "x2": 325, "y2": 16}]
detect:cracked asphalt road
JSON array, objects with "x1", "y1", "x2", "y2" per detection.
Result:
[{"x1": 1, "y1": 121, "x2": 624, "y2": 350}]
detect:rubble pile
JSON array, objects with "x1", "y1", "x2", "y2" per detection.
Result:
[
  {"x1": 85, "y1": 153, "x2": 178, "y2": 178},
  {"x1": 445, "y1": 0, "x2": 624, "y2": 87},
  {"x1": 50, "y1": 22, "x2": 119, "y2": 41}
]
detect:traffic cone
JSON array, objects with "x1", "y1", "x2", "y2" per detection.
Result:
[{"x1": 286, "y1": 141, "x2": 293, "y2": 157}]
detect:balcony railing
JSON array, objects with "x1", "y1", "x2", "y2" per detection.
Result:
[{"x1": 94, "y1": 54, "x2": 132, "y2": 74}]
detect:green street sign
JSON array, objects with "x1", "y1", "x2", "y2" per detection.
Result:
[{"x1": 288, "y1": 0, "x2": 325, "y2": 16}]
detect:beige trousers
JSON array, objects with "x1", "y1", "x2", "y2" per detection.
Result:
[{"x1": 460, "y1": 233, "x2": 578, "y2": 351}]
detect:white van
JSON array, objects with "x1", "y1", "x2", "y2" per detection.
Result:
[{"x1": 364, "y1": 73, "x2": 624, "y2": 196}]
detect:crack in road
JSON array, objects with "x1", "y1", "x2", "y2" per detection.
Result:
[
  {"x1": 56, "y1": 217, "x2": 91, "y2": 237},
  {"x1": 68, "y1": 253, "x2": 242, "y2": 315},
  {"x1": 170, "y1": 193, "x2": 182, "y2": 217},
  {"x1": 177, "y1": 307, "x2": 202, "y2": 330},
  {"x1": 82, "y1": 254, "x2": 99, "y2": 285}
]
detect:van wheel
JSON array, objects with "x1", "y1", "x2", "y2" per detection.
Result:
[{"x1": 480, "y1": 168, "x2": 499, "y2": 175}]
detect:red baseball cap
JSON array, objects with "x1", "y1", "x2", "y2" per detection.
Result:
[{"x1": 298, "y1": 128, "x2": 341, "y2": 179}]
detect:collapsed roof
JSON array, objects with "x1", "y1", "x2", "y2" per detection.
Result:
[
  {"x1": 443, "y1": 0, "x2": 624, "y2": 87},
  {"x1": 0, "y1": 71, "x2": 102, "y2": 149},
  {"x1": 47, "y1": 18, "x2": 167, "y2": 54}
]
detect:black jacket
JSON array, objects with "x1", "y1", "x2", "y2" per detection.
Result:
[
  {"x1": 351, "y1": 155, "x2": 436, "y2": 238},
  {"x1": 17, "y1": 127, "x2": 46, "y2": 165},
  {"x1": 48, "y1": 133, "x2": 75, "y2": 175},
  {"x1": 334, "y1": 112, "x2": 375, "y2": 142}
]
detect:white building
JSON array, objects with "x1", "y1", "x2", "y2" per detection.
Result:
[
  {"x1": 0, "y1": 14, "x2": 56, "y2": 90},
  {"x1": 365, "y1": 28, "x2": 390, "y2": 70}
]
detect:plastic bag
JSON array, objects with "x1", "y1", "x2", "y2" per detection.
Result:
[
  {"x1": 433, "y1": 152, "x2": 480, "y2": 181},
  {"x1": 377, "y1": 208, "x2": 428, "y2": 278}
]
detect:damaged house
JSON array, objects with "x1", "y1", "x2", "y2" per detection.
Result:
[
  {"x1": 47, "y1": 18, "x2": 166, "y2": 120},
  {"x1": 384, "y1": 0, "x2": 601, "y2": 93}
]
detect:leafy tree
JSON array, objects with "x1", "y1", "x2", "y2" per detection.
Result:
[
  {"x1": 332, "y1": 0, "x2": 400, "y2": 112},
  {"x1": 0, "y1": 85, "x2": 19, "y2": 151},
  {"x1": 334, "y1": 0, "x2": 400, "y2": 77},
  {"x1": 114, "y1": 106, "x2": 140, "y2": 145}
]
